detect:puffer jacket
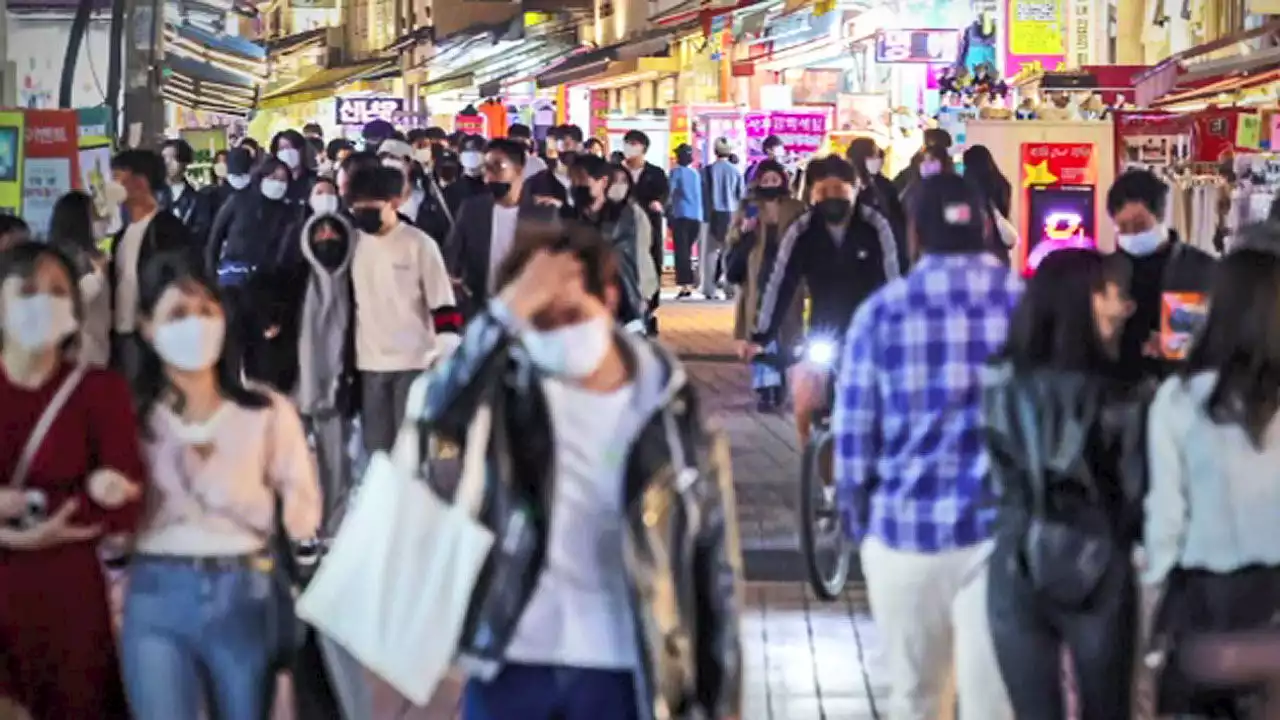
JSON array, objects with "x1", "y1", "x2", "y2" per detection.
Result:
[{"x1": 418, "y1": 306, "x2": 742, "y2": 720}]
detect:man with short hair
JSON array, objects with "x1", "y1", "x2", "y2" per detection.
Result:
[
  {"x1": 443, "y1": 138, "x2": 558, "y2": 312},
  {"x1": 347, "y1": 164, "x2": 460, "y2": 453},
  {"x1": 417, "y1": 222, "x2": 741, "y2": 720},
  {"x1": 621, "y1": 130, "x2": 670, "y2": 330},
  {"x1": 701, "y1": 137, "x2": 745, "y2": 298},
  {"x1": 160, "y1": 138, "x2": 212, "y2": 243},
  {"x1": 835, "y1": 173, "x2": 1019, "y2": 720},
  {"x1": 526, "y1": 124, "x2": 579, "y2": 207},
  {"x1": 108, "y1": 149, "x2": 195, "y2": 381},
  {"x1": 507, "y1": 122, "x2": 547, "y2": 179}
]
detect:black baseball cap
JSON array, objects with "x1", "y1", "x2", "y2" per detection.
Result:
[{"x1": 912, "y1": 174, "x2": 986, "y2": 254}]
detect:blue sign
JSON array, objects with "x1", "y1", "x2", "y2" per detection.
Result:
[{"x1": 335, "y1": 96, "x2": 405, "y2": 127}]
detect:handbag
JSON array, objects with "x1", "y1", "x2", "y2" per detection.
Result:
[{"x1": 296, "y1": 378, "x2": 496, "y2": 706}]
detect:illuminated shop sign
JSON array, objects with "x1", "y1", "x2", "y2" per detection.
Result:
[
  {"x1": 335, "y1": 96, "x2": 405, "y2": 126},
  {"x1": 874, "y1": 29, "x2": 960, "y2": 64}
]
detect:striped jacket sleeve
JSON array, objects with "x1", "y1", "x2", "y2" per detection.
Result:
[{"x1": 750, "y1": 211, "x2": 811, "y2": 344}]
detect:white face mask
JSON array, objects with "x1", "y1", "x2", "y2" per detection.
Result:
[
  {"x1": 606, "y1": 184, "x2": 629, "y2": 203},
  {"x1": 415, "y1": 147, "x2": 434, "y2": 166},
  {"x1": 310, "y1": 193, "x2": 340, "y2": 216},
  {"x1": 919, "y1": 161, "x2": 942, "y2": 177},
  {"x1": 227, "y1": 174, "x2": 251, "y2": 190},
  {"x1": 3, "y1": 294, "x2": 78, "y2": 351},
  {"x1": 556, "y1": 139, "x2": 573, "y2": 153},
  {"x1": 260, "y1": 178, "x2": 288, "y2": 201},
  {"x1": 865, "y1": 157, "x2": 883, "y2": 175},
  {"x1": 460, "y1": 151, "x2": 483, "y2": 170},
  {"x1": 623, "y1": 144, "x2": 645, "y2": 159},
  {"x1": 104, "y1": 180, "x2": 128, "y2": 206},
  {"x1": 770, "y1": 147, "x2": 786, "y2": 160},
  {"x1": 521, "y1": 315, "x2": 612, "y2": 378},
  {"x1": 1116, "y1": 225, "x2": 1168, "y2": 257},
  {"x1": 277, "y1": 147, "x2": 302, "y2": 170},
  {"x1": 316, "y1": 158, "x2": 333, "y2": 177},
  {"x1": 153, "y1": 316, "x2": 225, "y2": 372},
  {"x1": 213, "y1": 162, "x2": 228, "y2": 179}
]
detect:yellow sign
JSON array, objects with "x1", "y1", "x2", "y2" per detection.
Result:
[
  {"x1": 813, "y1": 0, "x2": 837, "y2": 15},
  {"x1": 1009, "y1": 0, "x2": 1064, "y2": 56},
  {"x1": 1237, "y1": 113, "x2": 1261, "y2": 149},
  {"x1": 0, "y1": 111, "x2": 25, "y2": 217}
]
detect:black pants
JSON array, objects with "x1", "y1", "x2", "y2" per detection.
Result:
[
  {"x1": 987, "y1": 538, "x2": 1137, "y2": 720},
  {"x1": 671, "y1": 217, "x2": 700, "y2": 286}
]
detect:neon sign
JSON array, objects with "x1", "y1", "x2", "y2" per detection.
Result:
[{"x1": 1025, "y1": 210, "x2": 1096, "y2": 271}]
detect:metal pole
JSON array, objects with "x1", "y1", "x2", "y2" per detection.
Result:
[
  {"x1": 0, "y1": 0, "x2": 12, "y2": 107},
  {"x1": 120, "y1": 0, "x2": 166, "y2": 148}
]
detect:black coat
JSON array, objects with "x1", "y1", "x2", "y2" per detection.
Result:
[
  {"x1": 161, "y1": 180, "x2": 213, "y2": 246},
  {"x1": 206, "y1": 189, "x2": 303, "y2": 273},
  {"x1": 107, "y1": 210, "x2": 198, "y2": 325},
  {"x1": 443, "y1": 192, "x2": 559, "y2": 313}
]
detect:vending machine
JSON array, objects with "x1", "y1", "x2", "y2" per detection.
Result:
[{"x1": 1020, "y1": 141, "x2": 1100, "y2": 274}]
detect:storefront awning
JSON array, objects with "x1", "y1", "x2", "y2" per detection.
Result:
[
  {"x1": 163, "y1": 54, "x2": 258, "y2": 116},
  {"x1": 421, "y1": 39, "x2": 579, "y2": 96},
  {"x1": 1135, "y1": 19, "x2": 1280, "y2": 106},
  {"x1": 257, "y1": 59, "x2": 399, "y2": 109},
  {"x1": 1154, "y1": 68, "x2": 1280, "y2": 109},
  {"x1": 164, "y1": 22, "x2": 268, "y2": 84},
  {"x1": 538, "y1": 57, "x2": 680, "y2": 90},
  {"x1": 266, "y1": 27, "x2": 329, "y2": 55},
  {"x1": 534, "y1": 25, "x2": 689, "y2": 88}
]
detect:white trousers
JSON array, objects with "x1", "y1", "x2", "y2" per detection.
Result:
[{"x1": 861, "y1": 536, "x2": 1013, "y2": 720}]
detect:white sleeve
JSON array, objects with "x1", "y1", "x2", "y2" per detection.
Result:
[
  {"x1": 267, "y1": 394, "x2": 322, "y2": 541},
  {"x1": 419, "y1": 231, "x2": 458, "y2": 312},
  {"x1": 1142, "y1": 378, "x2": 1190, "y2": 586}
]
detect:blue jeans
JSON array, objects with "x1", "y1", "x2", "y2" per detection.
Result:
[
  {"x1": 120, "y1": 558, "x2": 277, "y2": 720},
  {"x1": 463, "y1": 663, "x2": 639, "y2": 720}
]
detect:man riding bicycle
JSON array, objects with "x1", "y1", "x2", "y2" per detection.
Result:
[{"x1": 747, "y1": 155, "x2": 901, "y2": 449}]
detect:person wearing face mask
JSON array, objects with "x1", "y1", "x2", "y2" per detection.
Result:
[
  {"x1": 983, "y1": 248, "x2": 1143, "y2": 720},
  {"x1": 669, "y1": 143, "x2": 705, "y2": 299},
  {"x1": 238, "y1": 137, "x2": 263, "y2": 166},
  {"x1": 336, "y1": 150, "x2": 381, "y2": 205},
  {"x1": 449, "y1": 134, "x2": 489, "y2": 210},
  {"x1": 108, "y1": 149, "x2": 196, "y2": 385},
  {"x1": 525, "y1": 124, "x2": 578, "y2": 208},
  {"x1": 848, "y1": 137, "x2": 909, "y2": 271},
  {"x1": 206, "y1": 157, "x2": 301, "y2": 287},
  {"x1": 562, "y1": 155, "x2": 650, "y2": 332},
  {"x1": 160, "y1": 138, "x2": 213, "y2": 245},
  {"x1": 271, "y1": 128, "x2": 316, "y2": 208},
  {"x1": 380, "y1": 138, "x2": 452, "y2": 246},
  {"x1": 348, "y1": 165, "x2": 461, "y2": 454},
  {"x1": 893, "y1": 127, "x2": 952, "y2": 193},
  {"x1": 119, "y1": 252, "x2": 321, "y2": 720},
  {"x1": 407, "y1": 222, "x2": 741, "y2": 720},
  {"x1": 620, "y1": 130, "x2": 670, "y2": 330},
  {"x1": 583, "y1": 137, "x2": 606, "y2": 159},
  {"x1": 1106, "y1": 168, "x2": 1215, "y2": 385},
  {"x1": 749, "y1": 156, "x2": 901, "y2": 448},
  {"x1": 203, "y1": 148, "x2": 254, "y2": 225},
  {"x1": 607, "y1": 165, "x2": 658, "y2": 312},
  {"x1": 0, "y1": 241, "x2": 147, "y2": 720},
  {"x1": 443, "y1": 138, "x2": 559, "y2": 316},
  {"x1": 724, "y1": 160, "x2": 807, "y2": 412},
  {"x1": 833, "y1": 174, "x2": 1019, "y2": 720},
  {"x1": 433, "y1": 148, "x2": 466, "y2": 213},
  {"x1": 507, "y1": 123, "x2": 548, "y2": 179},
  {"x1": 900, "y1": 144, "x2": 955, "y2": 222},
  {"x1": 48, "y1": 190, "x2": 112, "y2": 367},
  {"x1": 746, "y1": 135, "x2": 790, "y2": 185}
]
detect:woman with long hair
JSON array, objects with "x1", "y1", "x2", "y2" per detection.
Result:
[
  {"x1": 48, "y1": 190, "x2": 112, "y2": 366},
  {"x1": 724, "y1": 159, "x2": 807, "y2": 411},
  {"x1": 962, "y1": 145, "x2": 1015, "y2": 263},
  {"x1": 1145, "y1": 227, "x2": 1280, "y2": 717},
  {"x1": 848, "y1": 137, "x2": 909, "y2": 271},
  {"x1": 983, "y1": 248, "x2": 1144, "y2": 718},
  {"x1": 118, "y1": 251, "x2": 320, "y2": 719},
  {"x1": 0, "y1": 241, "x2": 147, "y2": 719}
]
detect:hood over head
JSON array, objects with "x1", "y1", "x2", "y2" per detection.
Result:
[{"x1": 299, "y1": 209, "x2": 356, "y2": 274}]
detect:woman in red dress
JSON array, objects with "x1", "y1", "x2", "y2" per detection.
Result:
[{"x1": 0, "y1": 241, "x2": 147, "y2": 719}]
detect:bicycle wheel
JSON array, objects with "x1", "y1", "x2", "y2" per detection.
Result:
[{"x1": 798, "y1": 426, "x2": 851, "y2": 601}]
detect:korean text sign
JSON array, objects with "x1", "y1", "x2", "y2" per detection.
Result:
[
  {"x1": 22, "y1": 109, "x2": 79, "y2": 237},
  {"x1": 746, "y1": 110, "x2": 827, "y2": 162},
  {"x1": 335, "y1": 96, "x2": 405, "y2": 127}
]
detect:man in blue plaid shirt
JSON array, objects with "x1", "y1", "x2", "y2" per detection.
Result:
[{"x1": 834, "y1": 173, "x2": 1022, "y2": 720}]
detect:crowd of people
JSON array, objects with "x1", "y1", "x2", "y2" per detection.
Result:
[{"x1": 0, "y1": 113, "x2": 1278, "y2": 720}]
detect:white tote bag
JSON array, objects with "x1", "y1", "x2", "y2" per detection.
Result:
[
  {"x1": 993, "y1": 208, "x2": 1020, "y2": 249},
  {"x1": 296, "y1": 399, "x2": 495, "y2": 707}
]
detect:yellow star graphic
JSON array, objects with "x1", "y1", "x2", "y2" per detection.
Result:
[{"x1": 1023, "y1": 159, "x2": 1059, "y2": 187}]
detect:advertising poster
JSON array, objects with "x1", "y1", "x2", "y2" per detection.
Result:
[
  {"x1": 1112, "y1": 110, "x2": 1193, "y2": 171},
  {"x1": 180, "y1": 127, "x2": 228, "y2": 166},
  {"x1": 744, "y1": 111, "x2": 771, "y2": 165},
  {"x1": 454, "y1": 112, "x2": 486, "y2": 137},
  {"x1": 769, "y1": 110, "x2": 828, "y2": 158},
  {"x1": 77, "y1": 106, "x2": 115, "y2": 227},
  {"x1": 22, "y1": 109, "x2": 79, "y2": 237},
  {"x1": 1020, "y1": 141, "x2": 1098, "y2": 272},
  {"x1": 1004, "y1": 0, "x2": 1065, "y2": 79},
  {"x1": 0, "y1": 111, "x2": 25, "y2": 217},
  {"x1": 590, "y1": 90, "x2": 611, "y2": 143}
]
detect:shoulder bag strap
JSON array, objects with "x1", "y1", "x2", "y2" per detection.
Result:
[{"x1": 10, "y1": 364, "x2": 89, "y2": 490}]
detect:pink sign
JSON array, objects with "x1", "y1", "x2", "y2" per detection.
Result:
[
  {"x1": 1003, "y1": 0, "x2": 1066, "y2": 79},
  {"x1": 745, "y1": 110, "x2": 828, "y2": 163}
]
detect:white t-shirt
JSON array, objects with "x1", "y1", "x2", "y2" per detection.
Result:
[
  {"x1": 114, "y1": 210, "x2": 156, "y2": 333},
  {"x1": 352, "y1": 221, "x2": 457, "y2": 372},
  {"x1": 505, "y1": 378, "x2": 641, "y2": 669},
  {"x1": 487, "y1": 204, "x2": 520, "y2": 293},
  {"x1": 523, "y1": 154, "x2": 547, "y2": 180}
]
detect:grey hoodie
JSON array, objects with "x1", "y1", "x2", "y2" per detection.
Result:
[{"x1": 295, "y1": 211, "x2": 357, "y2": 416}]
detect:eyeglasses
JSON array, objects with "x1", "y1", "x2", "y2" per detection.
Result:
[{"x1": 483, "y1": 161, "x2": 514, "y2": 174}]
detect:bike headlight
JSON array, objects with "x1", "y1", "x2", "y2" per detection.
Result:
[{"x1": 805, "y1": 339, "x2": 839, "y2": 367}]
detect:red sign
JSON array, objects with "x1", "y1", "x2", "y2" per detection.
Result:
[
  {"x1": 454, "y1": 113, "x2": 486, "y2": 137},
  {"x1": 588, "y1": 90, "x2": 609, "y2": 143},
  {"x1": 22, "y1": 109, "x2": 80, "y2": 236},
  {"x1": 1020, "y1": 142, "x2": 1097, "y2": 186}
]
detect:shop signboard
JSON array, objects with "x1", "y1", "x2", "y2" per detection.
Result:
[
  {"x1": 77, "y1": 106, "x2": 115, "y2": 227},
  {"x1": 336, "y1": 96, "x2": 405, "y2": 127},
  {"x1": 1005, "y1": 0, "x2": 1065, "y2": 79},
  {"x1": 874, "y1": 29, "x2": 960, "y2": 64},
  {"x1": 22, "y1": 109, "x2": 79, "y2": 238},
  {"x1": 1019, "y1": 141, "x2": 1097, "y2": 274},
  {"x1": 454, "y1": 112, "x2": 487, "y2": 137},
  {"x1": 0, "y1": 111, "x2": 25, "y2": 217},
  {"x1": 769, "y1": 110, "x2": 827, "y2": 159},
  {"x1": 590, "y1": 91, "x2": 611, "y2": 143},
  {"x1": 668, "y1": 105, "x2": 690, "y2": 152}
]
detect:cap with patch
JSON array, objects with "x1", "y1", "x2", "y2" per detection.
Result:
[{"x1": 912, "y1": 173, "x2": 986, "y2": 253}]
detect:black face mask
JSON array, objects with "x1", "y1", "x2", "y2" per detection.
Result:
[
  {"x1": 351, "y1": 207, "x2": 384, "y2": 234},
  {"x1": 487, "y1": 181, "x2": 512, "y2": 200},
  {"x1": 310, "y1": 238, "x2": 348, "y2": 270},
  {"x1": 570, "y1": 185, "x2": 595, "y2": 209},
  {"x1": 436, "y1": 164, "x2": 460, "y2": 184},
  {"x1": 558, "y1": 151, "x2": 579, "y2": 170},
  {"x1": 756, "y1": 186, "x2": 787, "y2": 200},
  {"x1": 815, "y1": 198, "x2": 852, "y2": 224}
]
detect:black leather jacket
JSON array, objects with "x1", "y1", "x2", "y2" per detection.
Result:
[
  {"x1": 419, "y1": 307, "x2": 742, "y2": 720},
  {"x1": 981, "y1": 361, "x2": 1148, "y2": 544}
]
